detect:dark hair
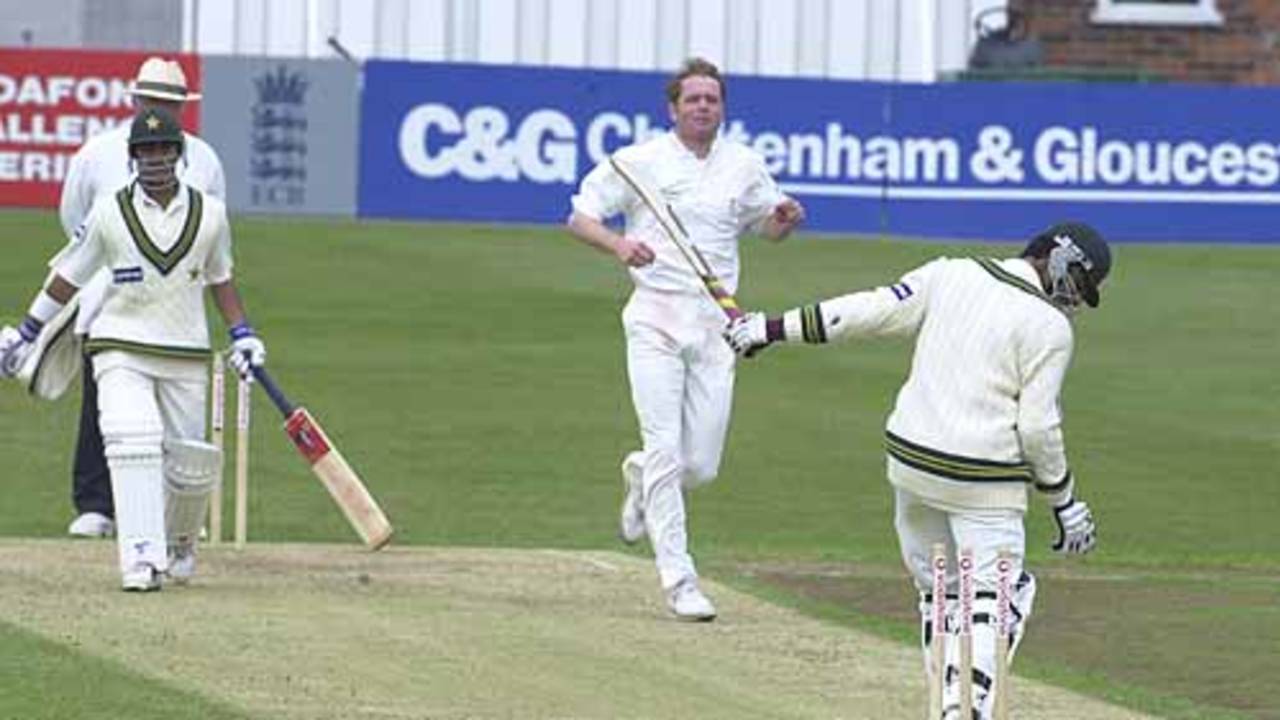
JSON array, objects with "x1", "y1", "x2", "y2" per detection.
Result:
[{"x1": 666, "y1": 57, "x2": 725, "y2": 104}]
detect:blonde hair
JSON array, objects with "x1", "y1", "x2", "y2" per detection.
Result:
[{"x1": 665, "y1": 57, "x2": 725, "y2": 104}]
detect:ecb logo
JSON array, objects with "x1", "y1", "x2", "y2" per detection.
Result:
[{"x1": 250, "y1": 66, "x2": 308, "y2": 207}]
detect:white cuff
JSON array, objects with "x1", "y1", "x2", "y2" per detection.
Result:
[
  {"x1": 1039, "y1": 472, "x2": 1076, "y2": 508},
  {"x1": 781, "y1": 308, "x2": 804, "y2": 342},
  {"x1": 27, "y1": 291, "x2": 65, "y2": 325}
]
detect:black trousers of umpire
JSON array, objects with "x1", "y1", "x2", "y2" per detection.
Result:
[{"x1": 72, "y1": 354, "x2": 113, "y2": 518}]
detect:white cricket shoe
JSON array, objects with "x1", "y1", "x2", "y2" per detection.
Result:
[
  {"x1": 668, "y1": 580, "x2": 716, "y2": 622},
  {"x1": 68, "y1": 511, "x2": 114, "y2": 538},
  {"x1": 168, "y1": 543, "x2": 197, "y2": 585},
  {"x1": 122, "y1": 563, "x2": 163, "y2": 592},
  {"x1": 619, "y1": 452, "x2": 646, "y2": 545}
]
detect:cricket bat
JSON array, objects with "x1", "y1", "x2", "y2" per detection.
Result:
[{"x1": 250, "y1": 366, "x2": 394, "y2": 550}]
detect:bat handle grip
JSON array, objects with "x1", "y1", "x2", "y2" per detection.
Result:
[{"x1": 250, "y1": 366, "x2": 296, "y2": 417}]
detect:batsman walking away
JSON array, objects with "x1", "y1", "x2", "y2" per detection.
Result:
[
  {"x1": 566, "y1": 57, "x2": 804, "y2": 621},
  {"x1": 724, "y1": 222, "x2": 1110, "y2": 718}
]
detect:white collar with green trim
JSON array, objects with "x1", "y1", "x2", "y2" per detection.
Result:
[
  {"x1": 996, "y1": 257, "x2": 1044, "y2": 291},
  {"x1": 132, "y1": 180, "x2": 192, "y2": 215}
]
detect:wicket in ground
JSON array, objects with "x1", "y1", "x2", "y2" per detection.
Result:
[
  {"x1": 926, "y1": 543, "x2": 1015, "y2": 720},
  {"x1": 208, "y1": 352, "x2": 251, "y2": 547}
]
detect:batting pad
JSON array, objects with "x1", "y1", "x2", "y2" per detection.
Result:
[
  {"x1": 107, "y1": 442, "x2": 168, "y2": 574},
  {"x1": 163, "y1": 438, "x2": 222, "y2": 546}
]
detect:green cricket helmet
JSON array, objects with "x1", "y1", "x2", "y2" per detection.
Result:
[{"x1": 128, "y1": 107, "x2": 185, "y2": 156}]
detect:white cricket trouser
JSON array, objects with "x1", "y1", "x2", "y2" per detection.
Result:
[
  {"x1": 895, "y1": 487, "x2": 1026, "y2": 594},
  {"x1": 623, "y1": 287, "x2": 735, "y2": 591},
  {"x1": 95, "y1": 351, "x2": 207, "y2": 577},
  {"x1": 894, "y1": 487, "x2": 1027, "y2": 720}
]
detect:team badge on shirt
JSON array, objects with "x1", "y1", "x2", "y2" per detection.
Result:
[{"x1": 112, "y1": 266, "x2": 144, "y2": 284}]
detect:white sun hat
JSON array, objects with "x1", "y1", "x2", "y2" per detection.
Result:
[{"x1": 129, "y1": 57, "x2": 202, "y2": 102}]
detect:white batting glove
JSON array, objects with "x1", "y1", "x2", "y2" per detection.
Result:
[
  {"x1": 724, "y1": 312, "x2": 769, "y2": 357},
  {"x1": 1052, "y1": 496, "x2": 1097, "y2": 555},
  {"x1": 227, "y1": 322, "x2": 266, "y2": 381},
  {"x1": 0, "y1": 319, "x2": 41, "y2": 377}
]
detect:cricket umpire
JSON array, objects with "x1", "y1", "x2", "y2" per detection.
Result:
[
  {"x1": 57, "y1": 57, "x2": 225, "y2": 538},
  {"x1": 726, "y1": 222, "x2": 1109, "y2": 718}
]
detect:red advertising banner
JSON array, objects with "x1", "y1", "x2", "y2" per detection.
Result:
[{"x1": 0, "y1": 48, "x2": 201, "y2": 208}]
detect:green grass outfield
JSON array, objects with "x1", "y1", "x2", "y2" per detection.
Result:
[{"x1": 1, "y1": 209, "x2": 1276, "y2": 719}]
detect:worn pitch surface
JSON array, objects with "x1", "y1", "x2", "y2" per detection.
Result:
[{"x1": 0, "y1": 540, "x2": 1154, "y2": 719}]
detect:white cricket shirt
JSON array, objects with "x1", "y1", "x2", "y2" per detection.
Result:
[
  {"x1": 571, "y1": 131, "x2": 783, "y2": 297},
  {"x1": 787, "y1": 256, "x2": 1076, "y2": 511},
  {"x1": 54, "y1": 182, "x2": 233, "y2": 362},
  {"x1": 56, "y1": 124, "x2": 225, "y2": 333}
]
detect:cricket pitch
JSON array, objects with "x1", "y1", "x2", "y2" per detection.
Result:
[{"x1": 0, "y1": 540, "x2": 1155, "y2": 719}]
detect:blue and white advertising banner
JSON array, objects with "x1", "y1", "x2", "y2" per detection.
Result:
[{"x1": 359, "y1": 61, "x2": 1280, "y2": 243}]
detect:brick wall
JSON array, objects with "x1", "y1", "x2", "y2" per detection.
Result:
[{"x1": 1009, "y1": 0, "x2": 1280, "y2": 85}]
